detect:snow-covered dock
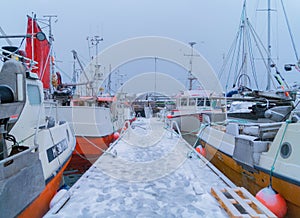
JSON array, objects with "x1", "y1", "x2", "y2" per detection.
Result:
[{"x1": 45, "y1": 118, "x2": 234, "y2": 217}]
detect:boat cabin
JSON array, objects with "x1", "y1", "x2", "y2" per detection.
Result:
[{"x1": 175, "y1": 90, "x2": 224, "y2": 113}]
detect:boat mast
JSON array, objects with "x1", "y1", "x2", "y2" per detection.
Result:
[
  {"x1": 241, "y1": 1, "x2": 248, "y2": 88},
  {"x1": 188, "y1": 41, "x2": 196, "y2": 90},
  {"x1": 90, "y1": 35, "x2": 103, "y2": 96},
  {"x1": 266, "y1": 0, "x2": 271, "y2": 90},
  {"x1": 31, "y1": 13, "x2": 35, "y2": 70},
  {"x1": 43, "y1": 15, "x2": 57, "y2": 91}
]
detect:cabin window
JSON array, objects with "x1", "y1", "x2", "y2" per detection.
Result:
[
  {"x1": 280, "y1": 142, "x2": 292, "y2": 159},
  {"x1": 181, "y1": 98, "x2": 187, "y2": 106},
  {"x1": 189, "y1": 98, "x2": 196, "y2": 106},
  {"x1": 205, "y1": 99, "x2": 211, "y2": 106},
  {"x1": 27, "y1": 84, "x2": 41, "y2": 105},
  {"x1": 197, "y1": 98, "x2": 204, "y2": 106}
]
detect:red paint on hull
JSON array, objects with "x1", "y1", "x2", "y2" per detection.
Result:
[
  {"x1": 18, "y1": 157, "x2": 72, "y2": 218},
  {"x1": 67, "y1": 134, "x2": 114, "y2": 174}
]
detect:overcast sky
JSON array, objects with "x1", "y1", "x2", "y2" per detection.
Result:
[{"x1": 1, "y1": 0, "x2": 300, "y2": 90}]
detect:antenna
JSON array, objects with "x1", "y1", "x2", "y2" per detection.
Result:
[{"x1": 188, "y1": 41, "x2": 197, "y2": 90}]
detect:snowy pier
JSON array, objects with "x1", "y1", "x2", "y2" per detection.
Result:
[{"x1": 45, "y1": 118, "x2": 235, "y2": 217}]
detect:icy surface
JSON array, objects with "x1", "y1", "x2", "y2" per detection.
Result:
[{"x1": 45, "y1": 118, "x2": 229, "y2": 218}]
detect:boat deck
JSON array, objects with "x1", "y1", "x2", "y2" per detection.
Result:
[{"x1": 45, "y1": 118, "x2": 233, "y2": 217}]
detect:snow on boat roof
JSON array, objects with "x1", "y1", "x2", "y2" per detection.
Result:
[
  {"x1": 176, "y1": 90, "x2": 223, "y2": 98},
  {"x1": 45, "y1": 118, "x2": 232, "y2": 217}
]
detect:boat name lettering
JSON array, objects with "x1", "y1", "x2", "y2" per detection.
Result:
[{"x1": 47, "y1": 139, "x2": 68, "y2": 162}]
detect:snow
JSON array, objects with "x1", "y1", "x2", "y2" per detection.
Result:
[{"x1": 45, "y1": 118, "x2": 230, "y2": 217}]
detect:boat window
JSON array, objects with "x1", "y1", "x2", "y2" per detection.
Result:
[
  {"x1": 197, "y1": 98, "x2": 204, "y2": 106},
  {"x1": 181, "y1": 98, "x2": 187, "y2": 106},
  {"x1": 280, "y1": 142, "x2": 292, "y2": 159},
  {"x1": 189, "y1": 98, "x2": 196, "y2": 106},
  {"x1": 27, "y1": 84, "x2": 41, "y2": 105},
  {"x1": 205, "y1": 99, "x2": 211, "y2": 106}
]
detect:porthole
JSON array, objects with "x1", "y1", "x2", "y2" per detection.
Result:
[{"x1": 280, "y1": 142, "x2": 292, "y2": 159}]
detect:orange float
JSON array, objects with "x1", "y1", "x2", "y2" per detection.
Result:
[
  {"x1": 195, "y1": 146, "x2": 206, "y2": 157},
  {"x1": 113, "y1": 132, "x2": 120, "y2": 140},
  {"x1": 256, "y1": 186, "x2": 287, "y2": 218}
]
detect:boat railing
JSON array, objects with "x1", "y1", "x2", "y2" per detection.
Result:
[
  {"x1": 0, "y1": 144, "x2": 38, "y2": 166},
  {"x1": 0, "y1": 47, "x2": 38, "y2": 69},
  {"x1": 169, "y1": 120, "x2": 182, "y2": 138},
  {"x1": 44, "y1": 100, "x2": 58, "y2": 125},
  {"x1": 156, "y1": 108, "x2": 167, "y2": 121},
  {"x1": 34, "y1": 103, "x2": 43, "y2": 147},
  {"x1": 225, "y1": 120, "x2": 284, "y2": 141}
]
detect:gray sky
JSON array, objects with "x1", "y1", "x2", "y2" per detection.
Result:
[{"x1": 1, "y1": 0, "x2": 300, "y2": 90}]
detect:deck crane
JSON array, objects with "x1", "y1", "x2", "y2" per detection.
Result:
[{"x1": 70, "y1": 50, "x2": 92, "y2": 88}]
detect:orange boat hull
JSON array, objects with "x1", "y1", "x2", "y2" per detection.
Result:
[
  {"x1": 74, "y1": 135, "x2": 114, "y2": 160},
  {"x1": 66, "y1": 135, "x2": 114, "y2": 175},
  {"x1": 18, "y1": 157, "x2": 72, "y2": 218}
]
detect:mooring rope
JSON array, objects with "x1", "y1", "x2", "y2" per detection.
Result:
[{"x1": 269, "y1": 119, "x2": 291, "y2": 186}]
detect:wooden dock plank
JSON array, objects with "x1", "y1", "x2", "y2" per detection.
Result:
[
  {"x1": 239, "y1": 187, "x2": 277, "y2": 218},
  {"x1": 211, "y1": 187, "x2": 250, "y2": 218},
  {"x1": 211, "y1": 187, "x2": 277, "y2": 218},
  {"x1": 226, "y1": 188, "x2": 259, "y2": 217}
]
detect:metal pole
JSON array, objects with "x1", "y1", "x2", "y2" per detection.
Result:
[
  {"x1": 31, "y1": 13, "x2": 35, "y2": 70},
  {"x1": 44, "y1": 15, "x2": 57, "y2": 92},
  {"x1": 267, "y1": 0, "x2": 271, "y2": 90},
  {"x1": 188, "y1": 42, "x2": 196, "y2": 90}
]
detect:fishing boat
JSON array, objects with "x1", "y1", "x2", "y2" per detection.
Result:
[
  {"x1": 0, "y1": 48, "x2": 76, "y2": 217},
  {"x1": 44, "y1": 116, "x2": 279, "y2": 217},
  {"x1": 24, "y1": 16, "x2": 118, "y2": 166},
  {"x1": 182, "y1": 2, "x2": 300, "y2": 217},
  {"x1": 194, "y1": 99, "x2": 300, "y2": 217},
  {"x1": 167, "y1": 89, "x2": 226, "y2": 134}
]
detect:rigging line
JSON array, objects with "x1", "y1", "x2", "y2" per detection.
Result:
[
  {"x1": 232, "y1": 7, "x2": 247, "y2": 87},
  {"x1": 77, "y1": 52, "x2": 89, "y2": 66},
  {"x1": 280, "y1": 0, "x2": 298, "y2": 61},
  {"x1": 55, "y1": 64, "x2": 73, "y2": 80},
  {"x1": 218, "y1": 29, "x2": 239, "y2": 78},
  {"x1": 269, "y1": 119, "x2": 291, "y2": 186},
  {"x1": 245, "y1": 19, "x2": 259, "y2": 89},
  {"x1": 247, "y1": 37, "x2": 258, "y2": 89},
  {"x1": 40, "y1": 45, "x2": 51, "y2": 80},
  {"x1": 80, "y1": 135, "x2": 116, "y2": 157},
  {"x1": 222, "y1": 2, "x2": 248, "y2": 90},
  {"x1": 233, "y1": 28, "x2": 243, "y2": 87},
  {"x1": 74, "y1": 149, "x2": 98, "y2": 161},
  {"x1": 248, "y1": 23, "x2": 278, "y2": 89},
  {"x1": 17, "y1": 37, "x2": 26, "y2": 51},
  {"x1": 226, "y1": 33, "x2": 240, "y2": 89},
  {"x1": 236, "y1": 55, "x2": 247, "y2": 87},
  {"x1": 217, "y1": 31, "x2": 237, "y2": 79}
]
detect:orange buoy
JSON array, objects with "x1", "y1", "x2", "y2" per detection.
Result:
[
  {"x1": 166, "y1": 114, "x2": 173, "y2": 119},
  {"x1": 195, "y1": 146, "x2": 206, "y2": 157},
  {"x1": 256, "y1": 186, "x2": 287, "y2": 218},
  {"x1": 113, "y1": 132, "x2": 120, "y2": 140}
]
